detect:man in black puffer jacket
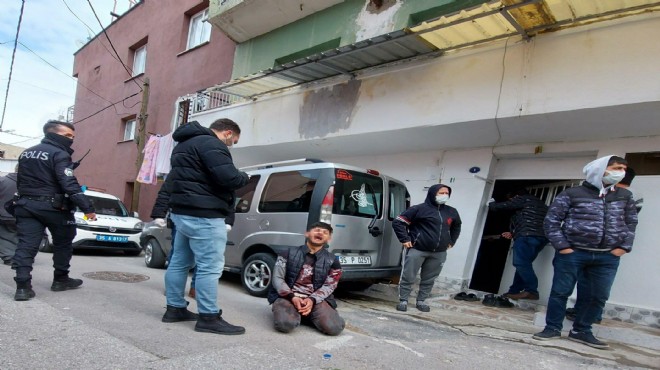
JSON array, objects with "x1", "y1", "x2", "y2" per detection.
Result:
[
  {"x1": 489, "y1": 189, "x2": 548, "y2": 300},
  {"x1": 162, "y1": 119, "x2": 249, "y2": 336},
  {"x1": 392, "y1": 183, "x2": 462, "y2": 312},
  {"x1": 533, "y1": 155, "x2": 638, "y2": 349}
]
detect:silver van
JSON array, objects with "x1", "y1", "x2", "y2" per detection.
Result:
[{"x1": 141, "y1": 159, "x2": 410, "y2": 297}]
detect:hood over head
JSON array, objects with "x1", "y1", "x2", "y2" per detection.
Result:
[
  {"x1": 172, "y1": 121, "x2": 215, "y2": 142},
  {"x1": 583, "y1": 155, "x2": 617, "y2": 197},
  {"x1": 425, "y1": 183, "x2": 452, "y2": 206}
]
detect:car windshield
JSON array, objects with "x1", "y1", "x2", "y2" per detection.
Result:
[{"x1": 80, "y1": 196, "x2": 129, "y2": 217}]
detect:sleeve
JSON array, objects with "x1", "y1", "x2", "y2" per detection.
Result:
[
  {"x1": 271, "y1": 251, "x2": 294, "y2": 300},
  {"x1": 543, "y1": 192, "x2": 571, "y2": 251},
  {"x1": 309, "y1": 258, "x2": 343, "y2": 304},
  {"x1": 52, "y1": 151, "x2": 94, "y2": 213},
  {"x1": 199, "y1": 140, "x2": 249, "y2": 190},
  {"x1": 488, "y1": 197, "x2": 524, "y2": 212},
  {"x1": 621, "y1": 195, "x2": 639, "y2": 252},
  {"x1": 450, "y1": 210, "x2": 462, "y2": 245},
  {"x1": 150, "y1": 178, "x2": 172, "y2": 219},
  {"x1": 392, "y1": 205, "x2": 419, "y2": 243}
]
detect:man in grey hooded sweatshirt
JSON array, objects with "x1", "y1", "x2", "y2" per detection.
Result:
[{"x1": 533, "y1": 155, "x2": 638, "y2": 349}]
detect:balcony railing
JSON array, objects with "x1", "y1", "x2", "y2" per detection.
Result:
[{"x1": 186, "y1": 90, "x2": 247, "y2": 114}]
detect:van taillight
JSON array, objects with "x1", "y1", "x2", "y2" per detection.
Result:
[
  {"x1": 320, "y1": 186, "x2": 334, "y2": 223},
  {"x1": 366, "y1": 169, "x2": 380, "y2": 176}
]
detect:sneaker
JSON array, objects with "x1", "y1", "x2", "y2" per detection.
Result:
[
  {"x1": 532, "y1": 328, "x2": 561, "y2": 341},
  {"x1": 568, "y1": 330, "x2": 609, "y2": 349},
  {"x1": 416, "y1": 302, "x2": 430, "y2": 312},
  {"x1": 396, "y1": 301, "x2": 408, "y2": 312},
  {"x1": 51, "y1": 277, "x2": 83, "y2": 291}
]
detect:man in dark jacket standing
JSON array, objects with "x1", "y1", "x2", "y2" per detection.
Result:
[
  {"x1": 0, "y1": 167, "x2": 18, "y2": 265},
  {"x1": 392, "y1": 184, "x2": 461, "y2": 312},
  {"x1": 489, "y1": 189, "x2": 548, "y2": 300},
  {"x1": 162, "y1": 119, "x2": 249, "y2": 335},
  {"x1": 12, "y1": 120, "x2": 96, "y2": 301},
  {"x1": 533, "y1": 155, "x2": 637, "y2": 349}
]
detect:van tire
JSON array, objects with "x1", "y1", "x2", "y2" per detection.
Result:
[
  {"x1": 38, "y1": 236, "x2": 53, "y2": 253},
  {"x1": 241, "y1": 253, "x2": 276, "y2": 298},
  {"x1": 145, "y1": 238, "x2": 166, "y2": 268}
]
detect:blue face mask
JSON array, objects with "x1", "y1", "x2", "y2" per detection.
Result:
[{"x1": 602, "y1": 170, "x2": 625, "y2": 185}]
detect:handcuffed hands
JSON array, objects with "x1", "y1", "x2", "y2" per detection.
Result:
[
  {"x1": 153, "y1": 218, "x2": 166, "y2": 228},
  {"x1": 226, "y1": 224, "x2": 232, "y2": 231}
]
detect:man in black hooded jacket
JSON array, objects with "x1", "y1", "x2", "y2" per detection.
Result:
[{"x1": 392, "y1": 184, "x2": 461, "y2": 312}]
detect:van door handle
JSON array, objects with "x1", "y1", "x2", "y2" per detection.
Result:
[
  {"x1": 246, "y1": 216, "x2": 257, "y2": 221},
  {"x1": 368, "y1": 226, "x2": 382, "y2": 237}
]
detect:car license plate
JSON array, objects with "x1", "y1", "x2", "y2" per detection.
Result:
[
  {"x1": 96, "y1": 235, "x2": 129, "y2": 243},
  {"x1": 338, "y1": 255, "x2": 371, "y2": 265}
]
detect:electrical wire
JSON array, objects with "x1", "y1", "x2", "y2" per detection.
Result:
[
  {"x1": 74, "y1": 91, "x2": 141, "y2": 124},
  {"x1": 0, "y1": 0, "x2": 26, "y2": 132},
  {"x1": 60, "y1": 0, "x2": 120, "y2": 63},
  {"x1": 86, "y1": 0, "x2": 143, "y2": 91},
  {"x1": 8, "y1": 135, "x2": 44, "y2": 146}
]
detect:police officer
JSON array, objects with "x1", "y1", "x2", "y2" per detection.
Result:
[{"x1": 12, "y1": 120, "x2": 96, "y2": 301}]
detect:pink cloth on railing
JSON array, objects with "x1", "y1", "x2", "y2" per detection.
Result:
[{"x1": 136, "y1": 135, "x2": 160, "y2": 185}]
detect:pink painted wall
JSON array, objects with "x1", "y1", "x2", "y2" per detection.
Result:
[{"x1": 72, "y1": 0, "x2": 235, "y2": 219}]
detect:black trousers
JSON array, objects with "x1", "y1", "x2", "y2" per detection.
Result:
[{"x1": 12, "y1": 198, "x2": 76, "y2": 284}]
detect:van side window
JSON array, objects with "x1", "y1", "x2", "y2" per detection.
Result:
[
  {"x1": 333, "y1": 170, "x2": 383, "y2": 218},
  {"x1": 259, "y1": 170, "x2": 320, "y2": 213},
  {"x1": 233, "y1": 175, "x2": 260, "y2": 213},
  {"x1": 388, "y1": 182, "x2": 408, "y2": 220}
]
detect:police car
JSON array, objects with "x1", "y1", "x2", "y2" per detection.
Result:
[{"x1": 41, "y1": 190, "x2": 144, "y2": 255}]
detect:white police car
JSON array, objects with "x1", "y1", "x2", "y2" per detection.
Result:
[{"x1": 41, "y1": 190, "x2": 144, "y2": 255}]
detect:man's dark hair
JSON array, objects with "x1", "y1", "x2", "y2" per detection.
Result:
[
  {"x1": 43, "y1": 120, "x2": 75, "y2": 135},
  {"x1": 607, "y1": 156, "x2": 627, "y2": 166},
  {"x1": 209, "y1": 118, "x2": 241, "y2": 134},
  {"x1": 307, "y1": 221, "x2": 333, "y2": 234},
  {"x1": 619, "y1": 167, "x2": 636, "y2": 186}
]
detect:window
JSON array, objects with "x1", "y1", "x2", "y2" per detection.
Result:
[
  {"x1": 259, "y1": 170, "x2": 321, "y2": 213},
  {"x1": 234, "y1": 175, "x2": 261, "y2": 213},
  {"x1": 388, "y1": 182, "x2": 409, "y2": 220},
  {"x1": 79, "y1": 196, "x2": 128, "y2": 217},
  {"x1": 123, "y1": 118, "x2": 136, "y2": 141},
  {"x1": 187, "y1": 9, "x2": 211, "y2": 50},
  {"x1": 333, "y1": 170, "x2": 383, "y2": 219},
  {"x1": 132, "y1": 45, "x2": 146, "y2": 76},
  {"x1": 625, "y1": 152, "x2": 660, "y2": 175},
  {"x1": 175, "y1": 100, "x2": 191, "y2": 130}
]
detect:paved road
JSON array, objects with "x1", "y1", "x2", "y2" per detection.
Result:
[{"x1": 0, "y1": 251, "x2": 646, "y2": 369}]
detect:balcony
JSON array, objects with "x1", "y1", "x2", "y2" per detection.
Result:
[{"x1": 208, "y1": 0, "x2": 345, "y2": 43}]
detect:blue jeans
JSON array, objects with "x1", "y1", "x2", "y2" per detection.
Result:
[
  {"x1": 507, "y1": 236, "x2": 548, "y2": 295},
  {"x1": 545, "y1": 249, "x2": 620, "y2": 333},
  {"x1": 167, "y1": 226, "x2": 196, "y2": 289},
  {"x1": 165, "y1": 213, "x2": 226, "y2": 314},
  {"x1": 574, "y1": 270, "x2": 603, "y2": 322}
]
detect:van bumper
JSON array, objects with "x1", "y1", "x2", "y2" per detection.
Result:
[{"x1": 340, "y1": 267, "x2": 401, "y2": 282}]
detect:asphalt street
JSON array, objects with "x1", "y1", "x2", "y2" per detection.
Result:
[{"x1": 0, "y1": 251, "x2": 656, "y2": 369}]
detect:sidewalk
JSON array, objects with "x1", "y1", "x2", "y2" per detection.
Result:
[{"x1": 347, "y1": 284, "x2": 660, "y2": 369}]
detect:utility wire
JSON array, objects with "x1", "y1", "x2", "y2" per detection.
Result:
[
  {"x1": 0, "y1": 0, "x2": 26, "y2": 132},
  {"x1": 86, "y1": 0, "x2": 143, "y2": 91},
  {"x1": 74, "y1": 91, "x2": 141, "y2": 124},
  {"x1": 61, "y1": 0, "x2": 120, "y2": 63},
  {"x1": 8, "y1": 135, "x2": 44, "y2": 146}
]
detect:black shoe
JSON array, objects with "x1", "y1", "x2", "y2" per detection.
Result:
[
  {"x1": 532, "y1": 328, "x2": 561, "y2": 341},
  {"x1": 14, "y1": 287, "x2": 36, "y2": 301},
  {"x1": 396, "y1": 301, "x2": 408, "y2": 312},
  {"x1": 195, "y1": 312, "x2": 246, "y2": 335},
  {"x1": 568, "y1": 330, "x2": 609, "y2": 349},
  {"x1": 3, "y1": 259, "x2": 11, "y2": 265},
  {"x1": 162, "y1": 305, "x2": 199, "y2": 323},
  {"x1": 416, "y1": 302, "x2": 430, "y2": 312},
  {"x1": 482, "y1": 294, "x2": 497, "y2": 306},
  {"x1": 51, "y1": 277, "x2": 83, "y2": 291}
]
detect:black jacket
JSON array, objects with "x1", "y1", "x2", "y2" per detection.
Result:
[
  {"x1": 16, "y1": 136, "x2": 94, "y2": 213},
  {"x1": 392, "y1": 184, "x2": 462, "y2": 252},
  {"x1": 0, "y1": 173, "x2": 17, "y2": 221},
  {"x1": 168, "y1": 121, "x2": 249, "y2": 218},
  {"x1": 489, "y1": 194, "x2": 548, "y2": 238}
]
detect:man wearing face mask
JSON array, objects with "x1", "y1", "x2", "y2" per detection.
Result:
[
  {"x1": 163, "y1": 119, "x2": 249, "y2": 335},
  {"x1": 392, "y1": 184, "x2": 461, "y2": 312},
  {"x1": 533, "y1": 155, "x2": 638, "y2": 349},
  {"x1": 11, "y1": 120, "x2": 96, "y2": 301}
]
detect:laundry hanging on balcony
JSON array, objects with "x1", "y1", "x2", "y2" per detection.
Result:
[
  {"x1": 136, "y1": 135, "x2": 160, "y2": 185},
  {"x1": 155, "y1": 132, "x2": 174, "y2": 176}
]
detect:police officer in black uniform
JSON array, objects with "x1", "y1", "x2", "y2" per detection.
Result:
[{"x1": 12, "y1": 120, "x2": 96, "y2": 301}]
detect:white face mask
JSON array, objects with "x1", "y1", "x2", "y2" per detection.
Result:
[
  {"x1": 435, "y1": 195, "x2": 449, "y2": 204},
  {"x1": 224, "y1": 134, "x2": 233, "y2": 148},
  {"x1": 602, "y1": 170, "x2": 625, "y2": 185}
]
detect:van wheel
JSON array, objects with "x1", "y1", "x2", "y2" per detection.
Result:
[
  {"x1": 145, "y1": 238, "x2": 166, "y2": 268},
  {"x1": 241, "y1": 253, "x2": 276, "y2": 298},
  {"x1": 38, "y1": 236, "x2": 52, "y2": 253}
]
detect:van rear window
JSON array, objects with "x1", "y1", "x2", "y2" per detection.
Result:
[
  {"x1": 333, "y1": 170, "x2": 382, "y2": 218},
  {"x1": 259, "y1": 170, "x2": 321, "y2": 213}
]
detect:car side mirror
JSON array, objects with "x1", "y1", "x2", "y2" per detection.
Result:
[{"x1": 133, "y1": 211, "x2": 139, "y2": 218}]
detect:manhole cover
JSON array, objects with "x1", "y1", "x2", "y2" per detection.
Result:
[{"x1": 82, "y1": 271, "x2": 150, "y2": 283}]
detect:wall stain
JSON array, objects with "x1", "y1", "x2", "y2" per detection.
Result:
[{"x1": 299, "y1": 79, "x2": 361, "y2": 139}]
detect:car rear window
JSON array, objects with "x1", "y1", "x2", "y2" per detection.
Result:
[
  {"x1": 82, "y1": 196, "x2": 129, "y2": 217},
  {"x1": 333, "y1": 169, "x2": 382, "y2": 219}
]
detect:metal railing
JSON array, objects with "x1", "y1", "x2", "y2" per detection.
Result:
[{"x1": 188, "y1": 90, "x2": 246, "y2": 114}]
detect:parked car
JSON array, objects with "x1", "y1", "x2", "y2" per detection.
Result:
[
  {"x1": 41, "y1": 189, "x2": 144, "y2": 255},
  {"x1": 141, "y1": 159, "x2": 410, "y2": 297}
]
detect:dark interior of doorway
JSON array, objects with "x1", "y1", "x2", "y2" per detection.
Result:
[{"x1": 468, "y1": 179, "x2": 567, "y2": 294}]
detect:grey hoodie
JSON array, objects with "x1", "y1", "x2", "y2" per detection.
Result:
[{"x1": 583, "y1": 155, "x2": 616, "y2": 197}]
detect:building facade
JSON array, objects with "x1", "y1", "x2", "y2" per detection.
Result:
[
  {"x1": 71, "y1": 0, "x2": 236, "y2": 218},
  {"x1": 189, "y1": 0, "x2": 660, "y2": 326}
]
